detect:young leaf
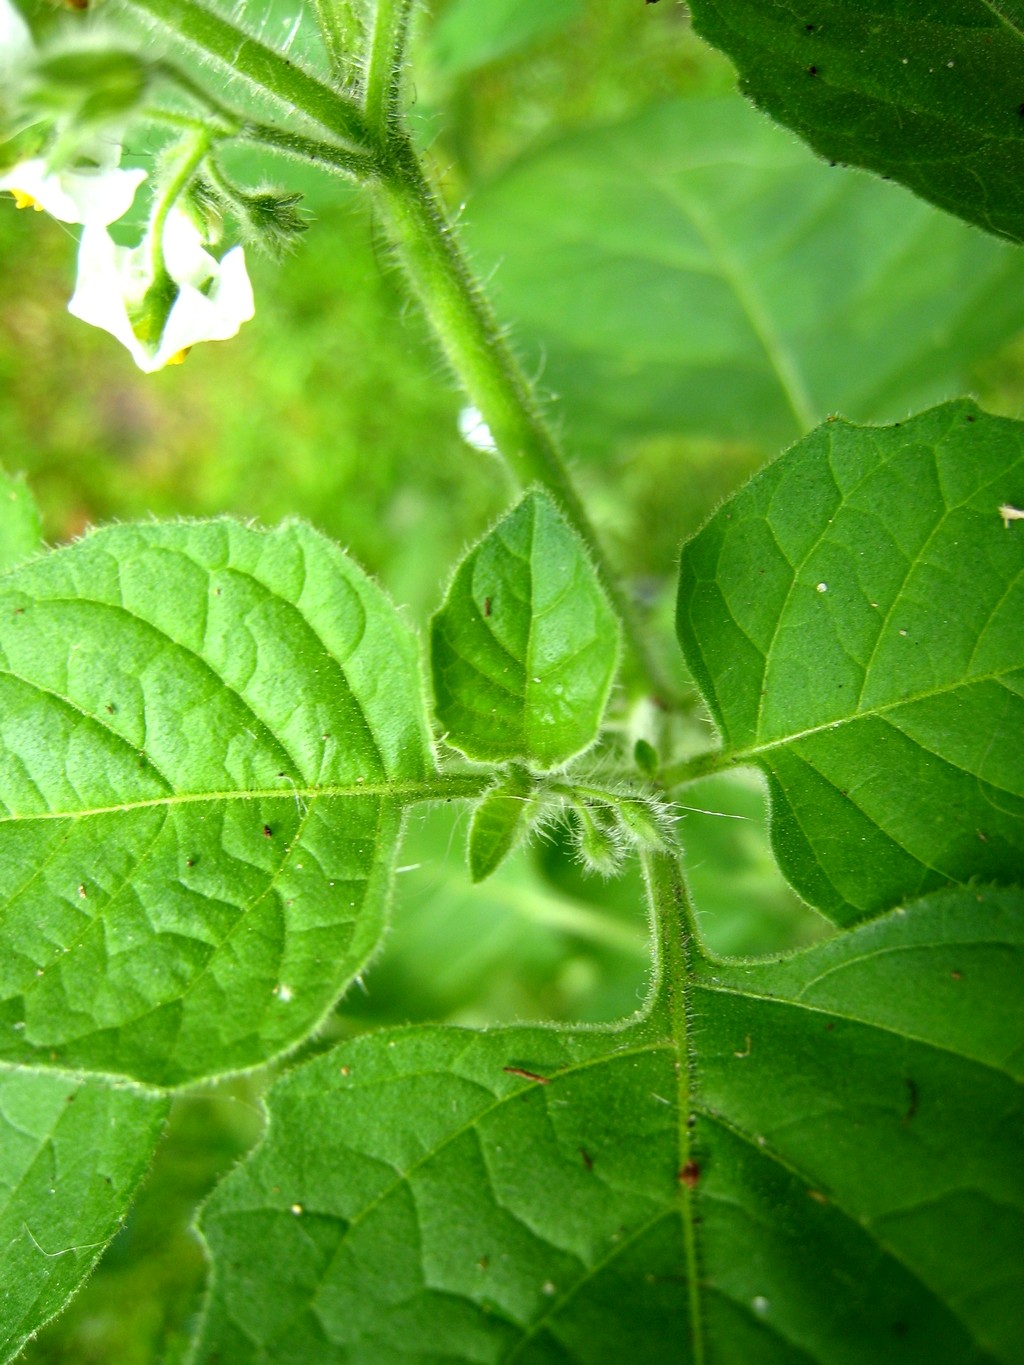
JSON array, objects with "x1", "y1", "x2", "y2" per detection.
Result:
[
  {"x1": 468, "y1": 769, "x2": 535, "y2": 883},
  {"x1": 0, "y1": 519, "x2": 436, "y2": 1087},
  {"x1": 194, "y1": 874, "x2": 1024, "y2": 1362},
  {"x1": 0, "y1": 1070, "x2": 167, "y2": 1363},
  {"x1": 677, "y1": 400, "x2": 1024, "y2": 923},
  {"x1": 464, "y1": 95, "x2": 1024, "y2": 455},
  {"x1": 431, "y1": 491, "x2": 620, "y2": 768},
  {"x1": 0, "y1": 467, "x2": 41, "y2": 574},
  {"x1": 687, "y1": 0, "x2": 1024, "y2": 244}
]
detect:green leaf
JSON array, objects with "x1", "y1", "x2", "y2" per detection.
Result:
[
  {"x1": 0, "y1": 518, "x2": 437, "y2": 1087},
  {"x1": 429, "y1": 0, "x2": 582, "y2": 78},
  {"x1": 0, "y1": 1070, "x2": 167, "y2": 1363},
  {"x1": 468, "y1": 769, "x2": 536, "y2": 883},
  {"x1": 463, "y1": 95, "x2": 1024, "y2": 455},
  {"x1": 194, "y1": 873, "x2": 1024, "y2": 1362},
  {"x1": 688, "y1": 0, "x2": 1024, "y2": 244},
  {"x1": 431, "y1": 491, "x2": 620, "y2": 768},
  {"x1": 0, "y1": 468, "x2": 41, "y2": 575},
  {"x1": 676, "y1": 400, "x2": 1024, "y2": 923}
]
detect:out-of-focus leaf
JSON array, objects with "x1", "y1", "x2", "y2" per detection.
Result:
[
  {"x1": 464, "y1": 95, "x2": 1024, "y2": 455},
  {"x1": 337, "y1": 803, "x2": 650, "y2": 1031},
  {"x1": 429, "y1": 0, "x2": 581, "y2": 78},
  {"x1": 0, "y1": 467, "x2": 41, "y2": 574},
  {"x1": 0, "y1": 1070, "x2": 167, "y2": 1364},
  {"x1": 677, "y1": 401, "x2": 1024, "y2": 923}
]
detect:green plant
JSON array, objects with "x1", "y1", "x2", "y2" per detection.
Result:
[{"x1": 1, "y1": 1, "x2": 1022, "y2": 1361}]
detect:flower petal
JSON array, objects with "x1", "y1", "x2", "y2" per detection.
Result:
[{"x1": 0, "y1": 158, "x2": 146, "y2": 224}]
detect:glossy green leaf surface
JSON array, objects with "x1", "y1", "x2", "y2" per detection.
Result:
[
  {"x1": 0, "y1": 469, "x2": 41, "y2": 575},
  {"x1": 463, "y1": 95, "x2": 1024, "y2": 455},
  {"x1": 195, "y1": 875, "x2": 1024, "y2": 1363},
  {"x1": 0, "y1": 1070, "x2": 167, "y2": 1364},
  {"x1": 0, "y1": 519, "x2": 435, "y2": 1087},
  {"x1": 677, "y1": 401, "x2": 1024, "y2": 923},
  {"x1": 431, "y1": 492, "x2": 619, "y2": 768},
  {"x1": 688, "y1": 0, "x2": 1024, "y2": 244}
]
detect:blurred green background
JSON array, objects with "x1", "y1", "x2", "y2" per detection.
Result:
[{"x1": 5, "y1": 1, "x2": 1024, "y2": 1358}]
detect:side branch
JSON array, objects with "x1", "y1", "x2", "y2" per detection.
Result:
[{"x1": 117, "y1": 0, "x2": 371, "y2": 150}]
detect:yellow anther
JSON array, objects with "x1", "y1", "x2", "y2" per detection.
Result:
[
  {"x1": 10, "y1": 189, "x2": 42, "y2": 211},
  {"x1": 165, "y1": 348, "x2": 191, "y2": 366}
]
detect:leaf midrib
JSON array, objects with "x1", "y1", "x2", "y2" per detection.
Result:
[
  {"x1": 715, "y1": 664, "x2": 1021, "y2": 777},
  {"x1": 0, "y1": 779, "x2": 476, "y2": 824}
]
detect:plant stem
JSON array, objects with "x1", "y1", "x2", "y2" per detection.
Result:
[
  {"x1": 659, "y1": 748, "x2": 733, "y2": 787},
  {"x1": 371, "y1": 135, "x2": 673, "y2": 700},
  {"x1": 364, "y1": 0, "x2": 417, "y2": 129},
  {"x1": 119, "y1": 0, "x2": 370, "y2": 150},
  {"x1": 641, "y1": 850, "x2": 706, "y2": 1365},
  {"x1": 236, "y1": 121, "x2": 376, "y2": 179},
  {"x1": 149, "y1": 127, "x2": 209, "y2": 277},
  {"x1": 117, "y1": 0, "x2": 676, "y2": 701},
  {"x1": 311, "y1": 0, "x2": 355, "y2": 77}
]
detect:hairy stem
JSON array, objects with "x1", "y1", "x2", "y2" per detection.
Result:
[
  {"x1": 371, "y1": 134, "x2": 673, "y2": 699},
  {"x1": 659, "y1": 748, "x2": 733, "y2": 787},
  {"x1": 118, "y1": 0, "x2": 370, "y2": 149},
  {"x1": 149, "y1": 128, "x2": 209, "y2": 276},
  {"x1": 116, "y1": 0, "x2": 674, "y2": 701},
  {"x1": 641, "y1": 850, "x2": 705, "y2": 1365},
  {"x1": 311, "y1": 0, "x2": 357, "y2": 77},
  {"x1": 364, "y1": 0, "x2": 417, "y2": 129}
]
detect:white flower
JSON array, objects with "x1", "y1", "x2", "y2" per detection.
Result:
[
  {"x1": 0, "y1": 155, "x2": 146, "y2": 223},
  {"x1": 1, "y1": 0, "x2": 146, "y2": 224},
  {"x1": 68, "y1": 205, "x2": 255, "y2": 372},
  {"x1": 458, "y1": 404, "x2": 497, "y2": 453}
]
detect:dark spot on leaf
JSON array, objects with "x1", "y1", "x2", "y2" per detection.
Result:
[
  {"x1": 478, "y1": 1256, "x2": 489, "y2": 1269},
  {"x1": 825, "y1": 1021, "x2": 834, "y2": 1031},
  {"x1": 1018, "y1": 103, "x2": 1024, "y2": 117},
  {"x1": 186, "y1": 857, "x2": 196, "y2": 868},
  {"x1": 12, "y1": 607, "x2": 24, "y2": 615},
  {"x1": 805, "y1": 22, "x2": 816, "y2": 31},
  {"x1": 484, "y1": 596, "x2": 492, "y2": 617},
  {"x1": 903, "y1": 1078, "x2": 919, "y2": 1123},
  {"x1": 105, "y1": 703, "x2": 116, "y2": 714},
  {"x1": 678, "y1": 1160, "x2": 700, "y2": 1189},
  {"x1": 580, "y1": 1147, "x2": 594, "y2": 1171},
  {"x1": 263, "y1": 825, "x2": 273, "y2": 838},
  {"x1": 807, "y1": 65, "x2": 818, "y2": 76},
  {"x1": 965, "y1": 413, "x2": 975, "y2": 422},
  {"x1": 951, "y1": 969, "x2": 963, "y2": 981}
]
